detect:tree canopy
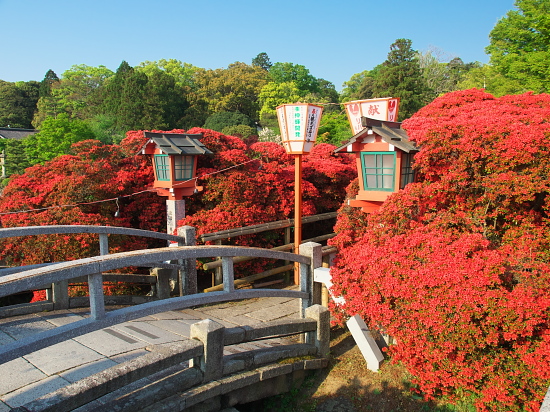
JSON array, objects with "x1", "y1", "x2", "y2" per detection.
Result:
[{"x1": 487, "y1": 0, "x2": 550, "y2": 93}]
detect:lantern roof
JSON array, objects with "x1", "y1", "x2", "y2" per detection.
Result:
[
  {"x1": 142, "y1": 132, "x2": 213, "y2": 156},
  {"x1": 334, "y1": 117, "x2": 418, "y2": 154}
]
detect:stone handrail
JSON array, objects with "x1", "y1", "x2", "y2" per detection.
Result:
[
  {"x1": 0, "y1": 225, "x2": 185, "y2": 242},
  {"x1": 0, "y1": 225, "x2": 196, "y2": 313},
  {"x1": 14, "y1": 305, "x2": 330, "y2": 411},
  {"x1": 0, "y1": 242, "x2": 322, "y2": 365}
]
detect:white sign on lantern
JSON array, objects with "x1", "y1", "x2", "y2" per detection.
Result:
[
  {"x1": 277, "y1": 103, "x2": 323, "y2": 154},
  {"x1": 344, "y1": 98, "x2": 400, "y2": 134}
]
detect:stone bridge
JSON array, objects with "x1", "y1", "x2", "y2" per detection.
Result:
[{"x1": 0, "y1": 225, "x2": 331, "y2": 411}]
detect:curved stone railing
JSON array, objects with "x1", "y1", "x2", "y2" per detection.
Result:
[
  {"x1": 14, "y1": 305, "x2": 330, "y2": 411},
  {"x1": 0, "y1": 225, "x2": 196, "y2": 314},
  {"x1": 0, "y1": 242, "x2": 321, "y2": 365}
]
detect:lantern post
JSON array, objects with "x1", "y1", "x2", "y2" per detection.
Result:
[{"x1": 276, "y1": 103, "x2": 323, "y2": 284}]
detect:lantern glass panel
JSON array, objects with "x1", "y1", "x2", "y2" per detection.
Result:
[
  {"x1": 360, "y1": 152, "x2": 396, "y2": 191},
  {"x1": 400, "y1": 152, "x2": 416, "y2": 189},
  {"x1": 174, "y1": 155, "x2": 195, "y2": 181},
  {"x1": 154, "y1": 155, "x2": 170, "y2": 181}
]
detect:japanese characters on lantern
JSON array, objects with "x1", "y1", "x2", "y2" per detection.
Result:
[
  {"x1": 277, "y1": 103, "x2": 323, "y2": 154},
  {"x1": 344, "y1": 98, "x2": 400, "y2": 134}
]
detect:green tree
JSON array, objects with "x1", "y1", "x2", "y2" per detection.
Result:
[
  {"x1": 3, "y1": 139, "x2": 32, "y2": 179},
  {"x1": 221, "y1": 124, "x2": 257, "y2": 139},
  {"x1": 252, "y1": 52, "x2": 272, "y2": 71},
  {"x1": 39, "y1": 69, "x2": 59, "y2": 98},
  {"x1": 487, "y1": 0, "x2": 550, "y2": 93},
  {"x1": 193, "y1": 62, "x2": 268, "y2": 121},
  {"x1": 51, "y1": 64, "x2": 114, "y2": 119},
  {"x1": 95, "y1": 61, "x2": 189, "y2": 134},
  {"x1": 136, "y1": 59, "x2": 200, "y2": 89},
  {"x1": 317, "y1": 111, "x2": 351, "y2": 146},
  {"x1": 33, "y1": 70, "x2": 61, "y2": 128},
  {"x1": 24, "y1": 113, "x2": 96, "y2": 164},
  {"x1": 0, "y1": 81, "x2": 39, "y2": 128},
  {"x1": 269, "y1": 62, "x2": 319, "y2": 94},
  {"x1": 203, "y1": 111, "x2": 256, "y2": 132},
  {"x1": 258, "y1": 81, "x2": 302, "y2": 116},
  {"x1": 340, "y1": 70, "x2": 370, "y2": 101},
  {"x1": 350, "y1": 66, "x2": 383, "y2": 102},
  {"x1": 370, "y1": 39, "x2": 430, "y2": 120}
]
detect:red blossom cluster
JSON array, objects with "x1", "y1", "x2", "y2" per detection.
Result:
[
  {"x1": 179, "y1": 128, "x2": 356, "y2": 275},
  {"x1": 0, "y1": 137, "x2": 166, "y2": 266},
  {"x1": 330, "y1": 89, "x2": 550, "y2": 411},
  {"x1": 0, "y1": 127, "x2": 356, "y2": 282}
]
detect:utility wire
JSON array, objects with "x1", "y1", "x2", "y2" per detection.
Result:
[{"x1": 0, "y1": 158, "x2": 260, "y2": 216}]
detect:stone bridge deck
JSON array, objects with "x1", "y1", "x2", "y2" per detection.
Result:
[{"x1": 0, "y1": 294, "x2": 302, "y2": 410}]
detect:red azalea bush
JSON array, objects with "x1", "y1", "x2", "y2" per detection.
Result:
[
  {"x1": 179, "y1": 128, "x2": 356, "y2": 276},
  {"x1": 329, "y1": 89, "x2": 550, "y2": 411},
  {"x1": 0, "y1": 136, "x2": 166, "y2": 265},
  {"x1": 0, "y1": 126, "x2": 356, "y2": 276}
]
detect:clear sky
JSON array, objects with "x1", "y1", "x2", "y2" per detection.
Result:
[{"x1": 0, "y1": 0, "x2": 514, "y2": 91}]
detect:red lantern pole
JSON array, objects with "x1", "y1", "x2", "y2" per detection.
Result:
[{"x1": 294, "y1": 153, "x2": 302, "y2": 285}]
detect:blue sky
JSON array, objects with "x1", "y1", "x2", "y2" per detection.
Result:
[{"x1": 0, "y1": 0, "x2": 513, "y2": 91}]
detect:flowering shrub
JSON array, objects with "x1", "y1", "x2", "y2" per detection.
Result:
[
  {"x1": 330, "y1": 89, "x2": 550, "y2": 411},
  {"x1": 0, "y1": 126, "x2": 356, "y2": 278},
  {"x1": 0, "y1": 136, "x2": 166, "y2": 265},
  {"x1": 179, "y1": 128, "x2": 356, "y2": 276}
]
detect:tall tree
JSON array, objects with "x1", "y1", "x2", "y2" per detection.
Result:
[
  {"x1": 0, "y1": 81, "x2": 39, "y2": 128},
  {"x1": 193, "y1": 62, "x2": 269, "y2": 122},
  {"x1": 33, "y1": 70, "x2": 61, "y2": 128},
  {"x1": 39, "y1": 69, "x2": 59, "y2": 98},
  {"x1": 252, "y1": 52, "x2": 272, "y2": 71},
  {"x1": 486, "y1": 0, "x2": 550, "y2": 93},
  {"x1": 369, "y1": 39, "x2": 429, "y2": 120},
  {"x1": 51, "y1": 64, "x2": 114, "y2": 119},
  {"x1": 269, "y1": 62, "x2": 319, "y2": 95}
]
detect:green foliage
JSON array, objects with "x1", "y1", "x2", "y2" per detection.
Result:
[
  {"x1": 252, "y1": 52, "x2": 272, "y2": 71},
  {"x1": 269, "y1": 62, "x2": 319, "y2": 94},
  {"x1": 371, "y1": 39, "x2": 429, "y2": 120},
  {"x1": 317, "y1": 111, "x2": 351, "y2": 146},
  {"x1": 136, "y1": 59, "x2": 200, "y2": 89},
  {"x1": 24, "y1": 113, "x2": 96, "y2": 164},
  {"x1": 94, "y1": 61, "x2": 189, "y2": 134},
  {"x1": 39, "y1": 69, "x2": 59, "y2": 98},
  {"x1": 221, "y1": 124, "x2": 257, "y2": 138},
  {"x1": 258, "y1": 81, "x2": 302, "y2": 118},
  {"x1": 340, "y1": 70, "x2": 370, "y2": 101},
  {"x1": 486, "y1": 0, "x2": 550, "y2": 93},
  {"x1": 51, "y1": 64, "x2": 114, "y2": 119},
  {"x1": 192, "y1": 62, "x2": 269, "y2": 122},
  {"x1": 0, "y1": 80, "x2": 39, "y2": 128},
  {"x1": 3, "y1": 139, "x2": 32, "y2": 177},
  {"x1": 203, "y1": 111, "x2": 255, "y2": 132}
]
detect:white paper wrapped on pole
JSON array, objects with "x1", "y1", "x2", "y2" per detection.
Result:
[
  {"x1": 346, "y1": 315, "x2": 385, "y2": 372},
  {"x1": 313, "y1": 267, "x2": 345, "y2": 306}
]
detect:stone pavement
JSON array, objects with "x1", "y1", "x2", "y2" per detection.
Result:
[{"x1": 0, "y1": 295, "x2": 302, "y2": 410}]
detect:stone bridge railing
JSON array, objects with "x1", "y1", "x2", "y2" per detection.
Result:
[
  {"x1": 0, "y1": 239, "x2": 323, "y2": 366},
  {"x1": 0, "y1": 225, "x2": 197, "y2": 316},
  {"x1": 15, "y1": 305, "x2": 330, "y2": 412}
]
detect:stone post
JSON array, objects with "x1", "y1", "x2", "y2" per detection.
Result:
[
  {"x1": 305, "y1": 304, "x2": 330, "y2": 357},
  {"x1": 177, "y1": 225, "x2": 197, "y2": 295},
  {"x1": 190, "y1": 319, "x2": 225, "y2": 382},
  {"x1": 299, "y1": 242, "x2": 322, "y2": 317}
]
